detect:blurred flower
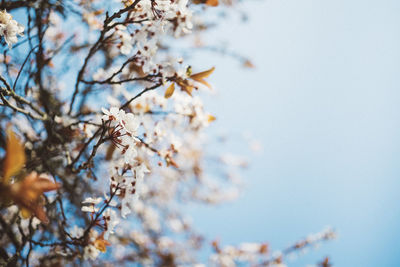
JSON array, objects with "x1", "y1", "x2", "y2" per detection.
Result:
[
  {"x1": 0, "y1": 10, "x2": 24, "y2": 47},
  {"x1": 83, "y1": 244, "x2": 100, "y2": 260}
]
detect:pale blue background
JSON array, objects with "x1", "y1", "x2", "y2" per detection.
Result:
[
  {"x1": 11, "y1": 1, "x2": 400, "y2": 265},
  {"x1": 189, "y1": 0, "x2": 400, "y2": 266}
]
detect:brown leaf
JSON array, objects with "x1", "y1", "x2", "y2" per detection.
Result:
[
  {"x1": 182, "y1": 85, "x2": 194, "y2": 96},
  {"x1": 94, "y1": 9, "x2": 104, "y2": 16},
  {"x1": 196, "y1": 79, "x2": 212, "y2": 89},
  {"x1": 176, "y1": 78, "x2": 194, "y2": 96},
  {"x1": 165, "y1": 156, "x2": 179, "y2": 168},
  {"x1": 164, "y1": 83, "x2": 175, "y2": 99},
  {"x1": 243, "y1": 59, "x2": 255, "y2": 68},
  {"x1": 129, "y1": 62, "x2": 146, "y2": 77},
  {"x1": 259, "y1": 243, "x2": 268, "y2": 254},
  {"x1": 3, "y1": 127, "x2": 25, "y2": 184},
  {"x1": 190, "y1": 67, "x2": 215, "y2": 89},
  {"x1": 94, "y1": 234, "x2": 111, "y2": 253},
  {"x1": 206, "y1": 0, "x2": 219, "y2": 6},
  {"x1": 190, "y1": 67, "x2": 215, "y2": 81},
  {"x1": 207, "y1": 115, "x2": 216, "y2": 123},
  {"x1": 9, "y1": 172, "x2": 60, "y2": 223},
  {"x1": 192, "y1": 0, "x2": 219, "y2": 6}
]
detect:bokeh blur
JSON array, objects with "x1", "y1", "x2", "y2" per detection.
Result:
[{"x1": 190, "y1": 1, "x2": 400, "y2": 266}]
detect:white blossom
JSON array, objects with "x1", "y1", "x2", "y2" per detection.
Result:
[
  {"x1": 70, "y1": 225, "x2": 84, "y2": 239},
  {"x1": 82, "y1": 197, "x2": 103, "y2": 205},
  {"x1": 0, "y1": 10, "x2": 24, "y2": 47},
  {"x1": 83, "y1": 244, "x2": 100, "y2": 260},
  {"x1": 103, "y1": 208, "x2": 119, "y2": 239},
  {"x1": 81, "y1": 205, "x2": 99, "y2": 213}
]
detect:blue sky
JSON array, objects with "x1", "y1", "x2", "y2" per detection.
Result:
[
  {"x1": 189, "y1": 0, "x2": 400, "y2": 266},
  {"x1": 11, "y1": 1, "x2": 400, "y2": 265}
]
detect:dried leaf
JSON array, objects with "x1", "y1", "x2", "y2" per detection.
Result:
[
  {"x1": 190, "y1": 67, "x2": 215, "y2": 89},
  {"x1": 205, "y1": 0, "x2": 219, "y2": 6},
  {"x1": 164, "y1": 83, "x2": 175, "y2": 99},
  {"x1": 196, "y1": 79, "x2": 212, "y2": 89},
  {"x1": 129, "y1": 62, "x2": 146, "y2": 77},
  {"x1": 260, "y1": 243, "x2": 269, "y2": 254},
  {"x1": 94, "y1": 234, "x2": 111, "y2": 252},
  {"x1": 208, "y1": 115, "x2": 216, "y2": 123},
  {"x1": 192, "y1": 0, "x2": 219, "y2": 6},
  {"x1": 243, "y1": 59, "x2": 255, "y2": 68},
  {"x1": 94, "y1": 9, "x2": 104, "y2": 15},
  {"x1": 9, "y1": 172, "x2": 60, "y2": 223},
  {"x1": 176, "y1": 78, "x2": 194, "y2": 96},
  {"x1": 144, "y1": 104, "x2": 151, "y2": 113},
  {"x1": 3, "y1": 127, "x2": 25, "y2": 184},
  {"x1": 134, "y1": 103, "x2": 143, "y2": 110},
  {"x1": 182, "y1": 84, "x2": 194, "y2": 96},
  {"x1": 165, "y1": 156, "x2": 179, "y2": 168},
  {"x1": 190, "y1": 67, "x2": 215, "y2": 81}
]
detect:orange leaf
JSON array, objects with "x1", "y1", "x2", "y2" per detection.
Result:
[
  {"x1": 205, "y1": 0, "x2": 219, "y2": 6},
  {"x1": 243, "y1": 59, "x2": 255, "y2": 68},
  {"x1": 165, "y1": 156, "x2": 179, "y2": 168},
  {"x1": 164, "y1": 83, "x2": 175, "y2": 98},
  {"x1": 129, "y1": 62, "x2": 146, "y2": 77},
  {"x1": 196, "y1": 79, "x2": 212, "y2": 89},
  {"x1": 94, "y1": 235, "x2": 111, "y2": 253},
  {"x1": 3, "y1": 127, "x2": 25, "y2": 184},
  {"x1": 181, "y1": 84, "x2": 194, "y2": 96},
  {"x1": 190, "y1": 67, "x2": 215, "y2": 81},
  {"x1": 94, "y1": 9, "x2": 104, "y2": 16},
  {"x1": 176, "y1": 78, "x2": 194, "y2": 96},
  {"x1": 48, "y1": 60, "x2": 55, "y2": 68},
  {"x1": 9, "y1": 172, "x2": 60, "y2": 224},
  {"x1": 190, "y1": 67, "x2": 215, "y2": 89},
  {"x1": 192, "y1": 0, "x2": 219, "y2": 6},
  {"x1": 208, "y1": 115, "x2": 216, "y2": 123}
]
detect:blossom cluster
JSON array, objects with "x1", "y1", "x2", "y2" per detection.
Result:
[
  {"x1": 0, "y1": 10, "x2": 24, "y2": 47},
  {"x1": 0, "y1": 1, "x2": 335, "y2": 266}
]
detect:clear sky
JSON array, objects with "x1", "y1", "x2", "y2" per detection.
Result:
[{"x1": 188, "y1": 0, "x2": 400, "y2": 266}]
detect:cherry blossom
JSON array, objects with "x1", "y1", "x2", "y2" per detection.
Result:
[
  {"x1": 0, "y1": 1, "x2": 335, "y2": 266},
  {"x1": 0, "y1": 10, "x2": 24, "y2": 47}
]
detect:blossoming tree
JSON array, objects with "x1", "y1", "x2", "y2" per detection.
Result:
[{"x1": 0, "y1": 1, "x2": 334, "y2": 266}]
